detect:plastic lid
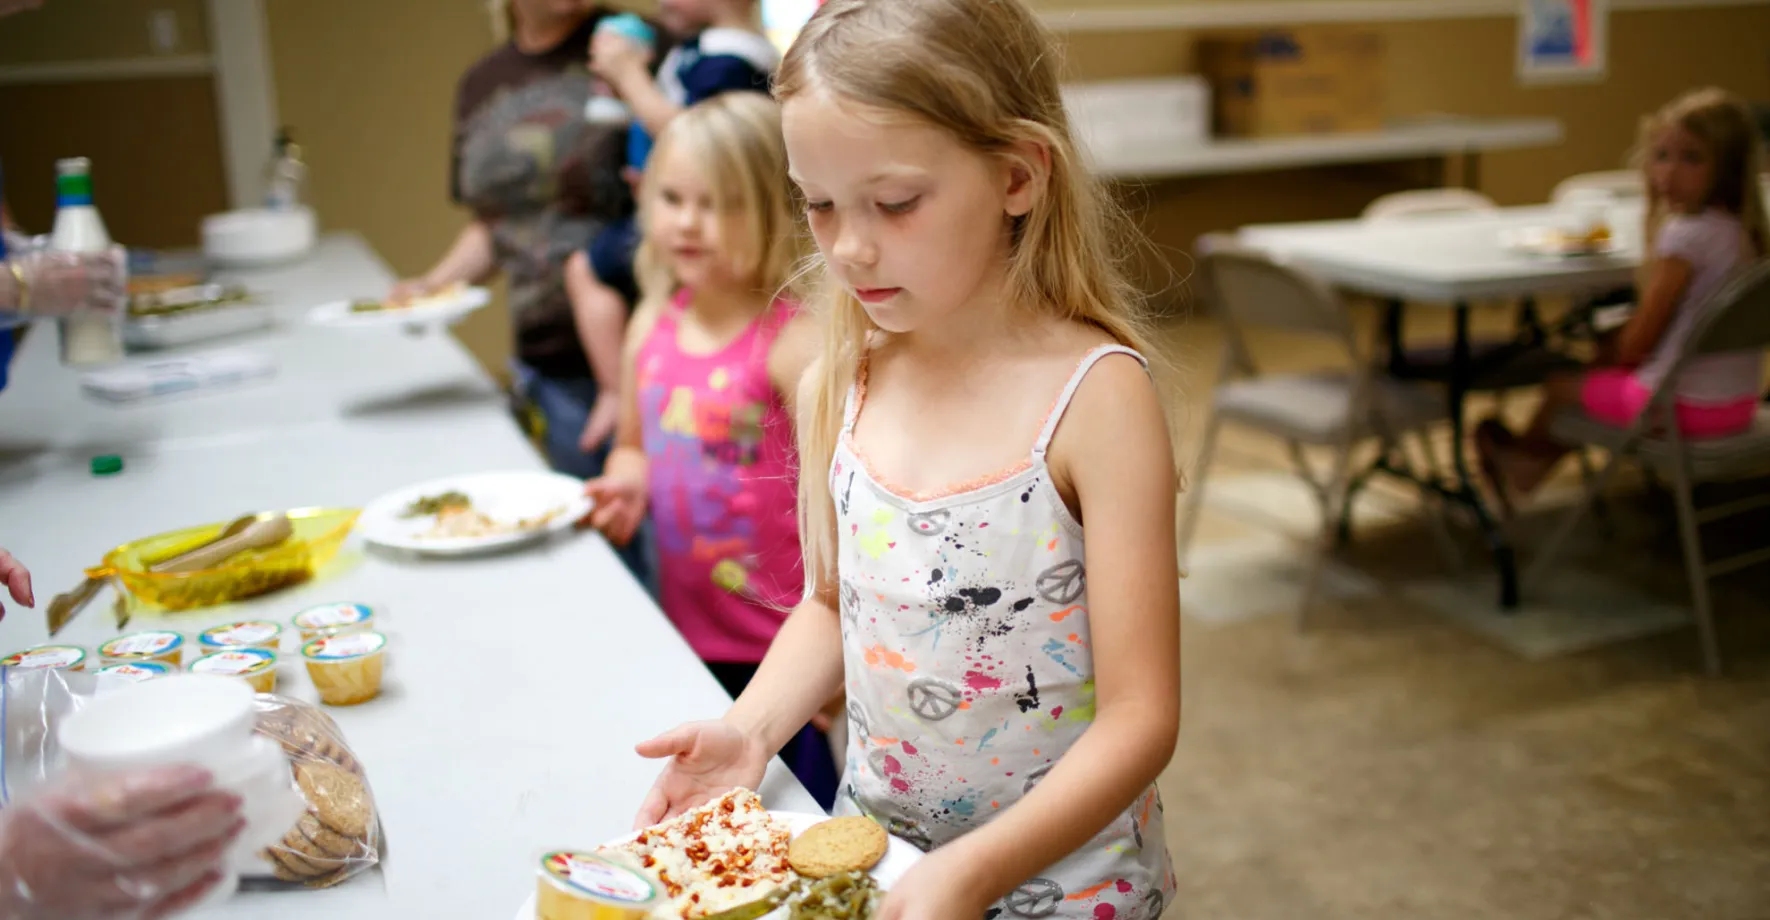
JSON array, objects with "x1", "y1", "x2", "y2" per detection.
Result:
[
  {"x1": 293, "y1": 603, "x2": 373, "y2": 631},
  {"x1": 95, "y1": 661, "x2": 172, "y2": 682},
  {"x1": 199, "y1": 620, "x2": 281, "y2": 647},
  {"x1": 302, "y1": 631, "x2": 386, "y2": 661},
  {"x1": 538, "y1": 851, "x2": 659, "y2": 905},
  {"x1": 99, "y1": 631, "x2": 183, "y2": 659},
  {"x1": 1, "y1": 645, "x2": 87, "y2": 670},
  {"x1": 91, "y1": 455, "x2": 123, "y2": 476},
  {"x1": 190, "y1": 648, "x2": 276, "y2": 677}
]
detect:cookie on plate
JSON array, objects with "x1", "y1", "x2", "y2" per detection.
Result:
[{"x1": 788, "y1": 816, "x2": 889, "y2": 879}]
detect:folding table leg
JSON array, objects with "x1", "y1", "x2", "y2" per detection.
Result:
[
  {"x1": 1447, "y1": 302, "x2": 1521, "y2": 609},
  {"x1": 1668, "y1": 449, "x2": 1724, "y2": 675}
]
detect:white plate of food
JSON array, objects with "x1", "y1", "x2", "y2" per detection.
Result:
[
  {"x1": 513, "y1": 789, "x2": 923, "y2": 920},
  {"x1": 359, "y1": 470, "x2": 590, "y2": 556},
  {"x1": 1498, "y1": 225, "x2": 1625, "y2": 259},
  {"x1": 307, "y1": 283, "x2": 491, "y2": 329}
]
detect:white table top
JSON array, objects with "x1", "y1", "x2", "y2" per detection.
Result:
[
  {"x1": 0, "y1": 235, "x2": 818, "y2": 918},
  {"x1": 1083, "y1": 117, "x2": 1564, "y2": 182},
  {"x1": 0, "y1": 236, "x2": 503, "y2": 458},
  {"x1": 1239, "y1": 202, "x2": 1646, "y2": 303}
]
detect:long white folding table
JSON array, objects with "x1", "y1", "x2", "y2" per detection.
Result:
[{"x1": 0, "y1": 235, "x2": 819, "y2": 919}]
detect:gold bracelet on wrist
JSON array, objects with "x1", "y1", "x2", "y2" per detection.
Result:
[{"x1": 7, "y1": 261, "x2": 27, "y2": 315}]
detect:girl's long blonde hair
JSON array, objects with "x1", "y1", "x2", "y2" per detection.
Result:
[
  {"x1": 632, "y1": 92, "x2": 806, "y2": 314},
  {"x1": 1636, "y1": 87, "x2": 1770, "y2": 263},
  {"x1": 775, "y1": 0, "x2": 1166, "y2": 592}
]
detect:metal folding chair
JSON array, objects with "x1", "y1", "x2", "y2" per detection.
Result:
[
  {"x1": 1180, "y1": 240, "x2": 1452, "y2": 627},
  {"x1": 1525, "y1": 260, "x2": 1770, "y2": 674},
  {"x1": 1363, "y1": 188, "x2": 1499, "y2": 223},
  {"x1": 1551, "y1": 170, "x2": 1647, "y2": 203}
]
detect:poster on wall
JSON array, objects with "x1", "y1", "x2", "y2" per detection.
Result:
[{"x1": 1518, "y1": 0, "x2": 1608, "y2": 83}]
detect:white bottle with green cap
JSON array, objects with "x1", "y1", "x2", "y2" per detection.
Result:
[{"x1": 50, "y1": 157, "x2": 124, "y2": 366}]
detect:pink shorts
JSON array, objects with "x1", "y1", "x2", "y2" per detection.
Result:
[{"x1": 1580, "y1": 368, "x2": 1758, "y2": 439}]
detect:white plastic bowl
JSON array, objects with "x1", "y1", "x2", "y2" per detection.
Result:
[
  {"x1": 58, "y1": 673, "x2": 257, "y2": 773},
  {"x1": 202, "y1": 207, "x2": 316, "y2": 267}
]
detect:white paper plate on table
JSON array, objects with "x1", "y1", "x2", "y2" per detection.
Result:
[
  {"x1": 359, "y1": 470, "x2": 590, "y2": 556},
  {"x1": 511, "y1": 812, "x2": 924, "y2": 920},
  {"x1": 1499, "y1": 226, "x2": 1624, "y2": 259},
  {"x1": 307, "y1": 285, "x2": 491, "y2": 330}
]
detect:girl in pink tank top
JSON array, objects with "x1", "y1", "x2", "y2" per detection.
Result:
[
  {"x1": 633, "y1": 291, "x2": 803, "y2": 659},
  {"x1": 581, "y1": 93, "x2": 837, "y2": 806}
]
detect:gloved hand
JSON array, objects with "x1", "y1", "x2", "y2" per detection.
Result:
[
  {"x1": 1, "y1": 244, "x2": 127, "y2": 325},
  {"x1": 0, "y1": 764, "x2": 245, "y2": 920}
]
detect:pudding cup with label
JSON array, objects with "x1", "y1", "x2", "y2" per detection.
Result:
[
  {"x1": 94, "y1": 661, "x2": 174, "y2": 688},
  {"x1": 1, "y1": 645, "x2": 88, "y2": 672},
  {"x1": 198, "y1": 620, "x2": 282, "y2": 654},
  {"x1": 99, "y1": 631, "x2": 185, "y2": 667},
  {"x1": 536, "y1": 851, "x2": 660, "y2": 920},
  {"x1": 301, "y1": 631, "x2": 387, "y2": 706},
  {"x1": 189, "y1": 648, "x2": 278, "y2": 693},
  {"x1": 292, "y1": 602, "x2": 374, "y2": 641}
]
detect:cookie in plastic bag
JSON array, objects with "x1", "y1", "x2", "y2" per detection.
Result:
[{"x1": 248, "y1": 695, "x2": 383, "y2": 889}]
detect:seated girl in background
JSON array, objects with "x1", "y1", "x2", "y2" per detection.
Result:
[
  {"x1": 1478, "y1": 87, "x2": 1769, "y2": 508},
  {"x1": 580, "y1": 92, "x2": 838, "y2": 808}
]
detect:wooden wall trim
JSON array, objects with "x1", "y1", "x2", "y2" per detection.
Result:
[{"x1": 0, "y1": 54, "x2": 212, "y2": 86}]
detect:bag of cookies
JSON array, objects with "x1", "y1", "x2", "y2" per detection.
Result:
[{"x1": 246, "y1": 695, "x2": 383, "y2": 889}]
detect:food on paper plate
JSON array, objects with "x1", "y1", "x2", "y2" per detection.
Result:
[
  {"x1": 787, "y1": 817, "x2": 887, "y2": 880},
  {"x1": 604, "y1": 789, "x2": 795, "y2": 920},
  {"x1": 785, "y1": 872, "x2": 883, "y2": 920},
  {"x1": 418, "y1": 499, "x2": 567, "y2": 540},
  {"x1": 400, "y1": 490, "x2": 471, "y2": 518},
  {"x1": 128, "y1": 282, "x2": 254, "y2": 317},
  {"x1": 350, "y1": 281, "x2": 467, "y2": 314},
  {"x1": 1552, "y1": 225, "x2": 1612, "y2": 251}
]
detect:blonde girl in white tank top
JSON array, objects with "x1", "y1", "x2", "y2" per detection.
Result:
[{"x1": 631, "y1": 3, "x2": 1183, "y2": 919}]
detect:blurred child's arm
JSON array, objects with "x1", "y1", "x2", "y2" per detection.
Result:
[
  {"x1": 565, "y1": 251, "x2": 628, "y2": 444},
  {"x1": 901, "y1": 357, "x2": 1181, "y2": 914},
  {"x1": 392, "y1": 220, "x2": 495, "y2": 301},
  {"x1": 585, "y1": 300, "x2": 663, "y2": 542},
  {"x1": 723, "y1": 590, "x2": 845, "y2": 755},
  {"x1": 766, "y1": 313, "x2": 821, "y2": 417},
  {"x1": 598, "y1": 47, "x2": 682, "y2": 138},
  {"x1": 1616, "y1": 256, "x2": 1693, "y2": 367}
]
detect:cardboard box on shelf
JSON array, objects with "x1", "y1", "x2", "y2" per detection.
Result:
[{"x1": 1198, "y1": 28, "x2": 1386, "y2": 138}]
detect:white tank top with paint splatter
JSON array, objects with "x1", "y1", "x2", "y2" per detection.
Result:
[{"x1": 830, "y1": 344, "x2": 1175, "y2": 920}]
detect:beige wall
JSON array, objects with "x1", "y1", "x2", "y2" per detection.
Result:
[
  {"x1": 0, "y1": 77, "x2": 228, "y2": 246},
  {"x1": 1070, "y1": 7, "x2": 1770, "y2": 304},
  {"x1": 265, "y1": 0, "x2": 513, "y2": 377},
  {"x1": 260, "y1": 3, "x2": 1770, "y2": 373},
  {"x1": 0, "y1": 0, "x2": 210, "y2": 64}
]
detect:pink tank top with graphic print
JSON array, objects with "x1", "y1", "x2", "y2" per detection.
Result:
[{"x1": 635, "y1": 290, "x2": 803, "y2": 663}]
